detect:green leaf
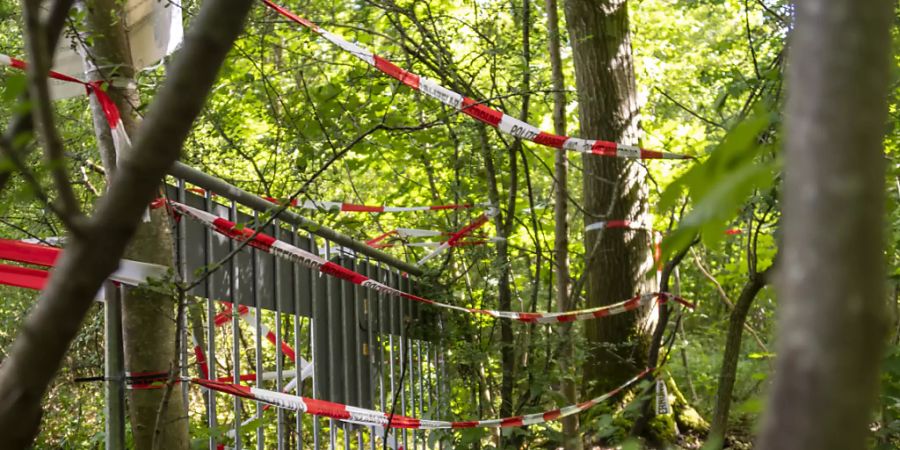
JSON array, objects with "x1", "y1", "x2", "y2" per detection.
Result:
[
  {"x1": 2, "y1": 74, "x2": 27, "y2": 101},
  {"x1": 457, "y1": 427, "x2": 488, "y2": 446}
]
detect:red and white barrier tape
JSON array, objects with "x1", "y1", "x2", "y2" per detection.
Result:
[
  {"x1": 586, "y1": 221, "x2": 744, "y2": 236},
  {"x1": 169, "y1": 200, "x2": 692, "y2": 323},
  {"x1": 0, "y1": 239, "x2": 312, "y2": 385},
  {"x1": 260, "y1": 1, "x2": 691, "y2": 161},
  {"x1": 366, "y1": 228, "x2": 445, "y2": 247},
  {"x1": 187, "y1": 188, "x2": 480, "y2": 214},
  {"x1": 0, "y1": 263, "x2": 49, "y2": 291},
  {"x1": 1, "y1": 55, "x2": 132, "y2": 162},
  {"x1": 416, "y1": 212, "x2": 495, "y2": 264},
  {"x1": 213, "y1": 303, "x2": 313, "y2": 382},
  {"x1": 0, "y1": 238, "x2": 168, "y2": 289},
  {"x1": 584, "y1": 220, "x2": 651, "y2": 233},
  {"x1": 367, "y1": 227, "x2": 498, "y2": 249},
  {"x1": 191, "y1": 335, "x2": 211, "y2": 380},
  {"x1": 273, "y1": 198, "x2": 477, "y2": 213},
  {"x1": 371, "y1": 238, "x2": 501, "y2": 249},
  {"x1": 194, "y1": 367, "x2": 652, "y2": 429}
]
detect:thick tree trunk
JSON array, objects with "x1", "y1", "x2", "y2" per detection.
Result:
[
  {"x1": 756, "y1": 1, "x2": 893, "y2": 449},
  {"x1": 563, "y1": 0, "x2": 654, "y2": 395},
  {"x1": 83, "y1": 1, "x2": 188, "y2": 448},
  {"x1": 709, "y1": 267, "x2": 770, "y2": 444},
  {"x1": 546, "y1": 0, "x2": 580, "y2": 446}
]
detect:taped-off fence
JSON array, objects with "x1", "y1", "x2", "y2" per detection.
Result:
[
  {"x1": 0, "y1": 0, "x2": 701, "y2": 445},
  {"x1": 164, "y1": 179, "x2": 448, "y2": 450},
  {"x1": 0, "y1": 175, "x2": 665, "y2": 449}
]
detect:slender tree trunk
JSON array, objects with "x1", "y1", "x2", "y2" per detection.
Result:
[
  {"x1": 630, "y1": 241, "x2": 692, "y2": 440},
  {"x1": 546, "y1": 0, "x2": 580, "y2": 446},
  {"x1": 756, "y1": 1, "x2": 893, "y2": 449},
  {"x1": 83, "y1": 1, "x2": 187, "y2": 448},
  {"x1": 563, "y1": 0, "x2": 654, "y2": 395},
  {"x1": 479, "y1": 122, "x2": 519, "y2": 448},
  {"x1": 709, "y1": 266, "x2": 770, "y2": 444}
]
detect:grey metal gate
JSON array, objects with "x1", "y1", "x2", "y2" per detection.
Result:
[{"x1": 104, "y1": 162, "x2": 448, "y2": 450}]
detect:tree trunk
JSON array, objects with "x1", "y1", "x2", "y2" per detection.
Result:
[
  {"x1": 83, "y1": 1, "x2": 188, "y2": 448},
  {"x1": 563, "y1": 0, "x2": 654, "y2": 395},
  {"x1": 709, "y1": 266, "x2": 770, "y2": 444},
  {"x1": 0, "y1": 0, "x2": 253, "y2": 446},
  {"x1": 478, "y1": 122, "x2": 519, "y2": 448},
  {"x1": 630, "y1": 242, "x2": 695, "y2": 441},
  {"x1": 546, "y1": 0, "x2": 580, "y2": 446},
  {"x1": 756, "y1": 1, "x2": 893, "y2": 449}
]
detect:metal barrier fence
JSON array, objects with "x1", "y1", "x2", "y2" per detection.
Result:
[{"x1": 103, "y1": 163, "x2": 447, "y2": 450}]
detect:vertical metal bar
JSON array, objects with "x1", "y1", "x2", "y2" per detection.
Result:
[
  {"x1": 377, "y1": 262, "x2": 386, "y2": 413},
  {"x1": 366, "y1": 258, "x2": 377, "y2": 450},
  {"x1": 417, "y1": 340, "x2": 424, "y2": 449},
  {"x1": 325, "y1": 240, "x2": 337, "y2": 450},
  {"x1": 397, "y1": 269, "x2": 408, "y2": 450},
  {"x1": 309, "y1": 232, "x2": 320, "y2": 450},
  {"x1": 104, "y1": 283, "x2": 125, "y2": 450},
  {"x1": 374, "y1": 262, "x2": 385, "y2": 450},
  {"x1": 426, "y1": 341, "x2": 433, "y2": 448},
  {"x1": 204, "y1": 192, "x2": 218, "y2": 450},
  {"x1": 292, "y1": 225, "x2": 303, "y2": 449},
  {"x1": 408, "y1": 335, "x2": 416, "y2": 450},
  {"x1": 252, "y1": 211, "x2": 264, "y2": 450},
  {"x1": 341, "y1": 255, "x2": 353, "y2": 450},
  {"x1": 382, "y1": 267, "x2": 399, "y2": 448},
  {"x1": 425, "y1": 342, "x2": 432, "y2": 418},
  {"x1": 387, "y1": 266, "x2": 396, "y2": 449},
  {"x1": 440, "y1": 333, "x2": 448, "y2": 450},
  {"x1": 177, "y1": 181, "x2": 190, "y2": 409},
  {"x1": 230, "y1": 201, "x2": 242, "y2": 450},
  {"x1": 274, "y1": 222, "x2": 286, "y2": 450}
]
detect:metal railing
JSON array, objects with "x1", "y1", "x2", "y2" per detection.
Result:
[{"x1": 104, "y1": 163, "x2": 447, "y2": 449}]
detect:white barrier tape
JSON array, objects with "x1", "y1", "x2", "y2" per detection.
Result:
[
  {"x1": 260, "y1": 2, "x2": 693, "y2": 161},
  {"x1": 170, "y1": 200, "x2": 692, "y2": 324},
  {"x1": 194, "y1": 367, "x2": 653, "y2": 429}
]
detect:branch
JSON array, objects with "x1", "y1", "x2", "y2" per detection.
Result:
[
  {"x1": 0, "y1": 0, "x2": 255, "y2": 446},
  {"x1": 21, "y1": 0, "x2": 82, "y2": 224},
  {"x1": 0, "y1": 0, "x2": 76, "y2": 195},
  {"x1": 690, "y1": 248, "x2": 769, "y2": 353},
  {"x1": 654, "y1": 86, "x2": 725, "y2": 129}
]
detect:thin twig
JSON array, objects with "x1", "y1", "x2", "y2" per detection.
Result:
[
  {"x1": 690, "y1": 248, "x2": 770, "y2": 353},
  {"x1": 654, "y1": 87, "x2": 725, "y2": 129}
]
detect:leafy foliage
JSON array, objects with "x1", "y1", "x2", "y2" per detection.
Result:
[{"x1": 0, "y1": 0, "x2": 897, "y2": 448}]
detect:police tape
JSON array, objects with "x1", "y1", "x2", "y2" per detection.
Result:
[
  {"x1": 169, "y1": 200, "x2": 693, "y2": 324},
  {"x1": 260, "y1": 1, "x2": 691, "y2": 161},
  {"x1": 1, "y1": 54, "x2": 132, "y2": 168},
  {"x1": 192, "y1": 366, "x2": 653, "y2": 429}
]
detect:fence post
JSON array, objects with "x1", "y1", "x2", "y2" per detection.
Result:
[{"x1": 104, "y1": 282, "x2": 126, "y2": 450}]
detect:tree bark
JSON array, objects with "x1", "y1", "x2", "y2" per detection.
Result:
[
  {"x1": 546, "y1": 0, "x2": 580, "y2": 446},
  {"x1": 708, "y1": 266, "x2": 769, "y2": 444},
  {"x1": 81, "y1": 1, "x2": 189, "y2": 447},
  {"x1": 478, "y1": 122, "x2": 519, "y2": 448},
  {"x1": 756, "y1": 1, "x2": 893, "y2": 449},
  {"x1": 563, "y1": 0, "x2": 654, "y2": 395},
  {"x1": 630, "y1": 241, "x2": 694, "y2": 440},
  {"x1": 0, "y1": 1, "x2": 254, "y2": 447}
]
